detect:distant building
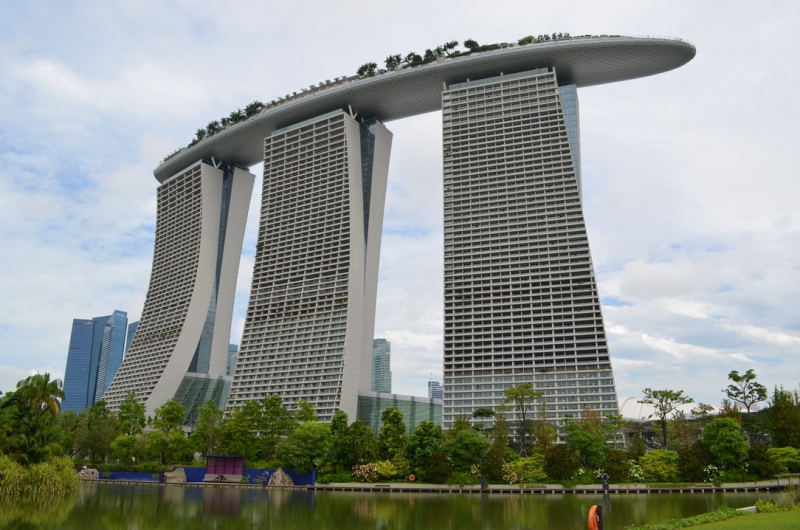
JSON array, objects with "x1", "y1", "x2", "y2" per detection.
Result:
[
  {"x1": 356, "y1": 391, "x2": 442, "y2": 435},
  {"x1": 63, "y1": 310, "x2": 129, "y2": 412},
  {"x1": 124, "y1": 321, "x2": 138, "y2": 354},
  {"x1": 428, "y1": 381, "x2": 443, "y2": 400},
  {"x1": 371, "y1": 339, "x2": 391, "y2": 393},
  {"x1": 227, "y1": 344, "x2": 239, "y2": 377}
]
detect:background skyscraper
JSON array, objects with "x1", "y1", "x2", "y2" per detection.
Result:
[
  {"x1": 371, "y1": 338, "x2": 391, "y2": 393},
  {"x1": 428, "y1": 381, "x2": 443, "y2": 400},
  {"x1": 62, "y1": 310, "x2": 128, "y2": 412}
]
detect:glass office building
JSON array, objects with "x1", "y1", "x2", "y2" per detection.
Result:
[
  {"x1": 356, "y1": 391, "x2": 442, "y2": 435},
  {"x1": 371, "y1": 338, "x2": 392, "y2": 393},
  {"x1": 62, "y1": 310, "x2": 129, "y2": 412}
]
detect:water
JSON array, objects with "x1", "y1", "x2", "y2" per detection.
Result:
[{"x1": 0, "y1": 483, "x2": 775, "y2": 529}]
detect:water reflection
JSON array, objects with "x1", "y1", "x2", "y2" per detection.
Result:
[{"x1": 0, "y1": 483, "x2": 775, "y2": 530}]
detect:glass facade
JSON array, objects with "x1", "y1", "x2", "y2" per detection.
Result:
[
  {"x1": 557, "y1": 84, "x2": 581, "y2": 196},
  {"x1": 174, "y1": 373, "x2": 232, "y2": 425},
  {"x1": 63, "y1": 310, "x2": 129, "y2": 412},
  {"x1": 356, "y1": 391, "x2": 442, "y2": 435},
  {"x1": 124, "y1": 321, "x2": 138, "y2": 354},
  {"x1": 371, "y1": 338, "x2": 391, "y2": 393}
]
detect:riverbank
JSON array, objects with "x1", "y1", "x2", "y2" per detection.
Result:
[
  {"x1": 0, "y1": 456, "x2": 78, "y2": 497},
  {"x1": 687, "y1": 511, "x2": 800, "y2": 529},
  {"x1": 81, "y1": 477, "x2": 786, "y2": 495}
]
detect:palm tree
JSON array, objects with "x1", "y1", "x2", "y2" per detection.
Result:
[{"x1": 16, "y1": 373, "x2": 64, "y2": 420}]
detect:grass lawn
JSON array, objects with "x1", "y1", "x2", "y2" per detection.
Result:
[{"x1": 686, "y1": 511, "x2": 800, "y2": 529}]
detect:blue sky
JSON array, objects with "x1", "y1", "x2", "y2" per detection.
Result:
[{"x1": 1, "y1": 0, "x2": 799, "y2": 408}]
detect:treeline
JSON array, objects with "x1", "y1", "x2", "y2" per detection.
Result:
[{"x1": 4, "y1": 368, "x2": 800, "y2": 489}]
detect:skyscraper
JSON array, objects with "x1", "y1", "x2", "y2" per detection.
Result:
[
  {"x1": 227, "y1": 110, "x2": 393, "y2": 421},
  {"x1": 141, "y1": 36, "x2": 694, "y2": 425},
  {"x1": 371, "y1": 338, "x2": 391, "y2": 393},
  {"x1": 441, "y1": 68, "x2": 616, "y2": 428},
  {"x1": 102, "y1": 161, "x2": 254, "y2": 418},
  {"x1": 428, "y1": 381, "x2": 443, "y2": 400},
  {"x1": 62, "y1": 310, "x2": 128, "y2": 412}
]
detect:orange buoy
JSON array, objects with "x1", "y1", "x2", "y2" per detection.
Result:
[
  {"x1": 408, "y1": 474, "x2": 416, "y2": 482},
  {"x1": 587, "y1": 505, "x2": 600, "y2": 530}
]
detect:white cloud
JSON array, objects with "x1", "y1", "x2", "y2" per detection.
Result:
[{"x1": 1, "y1": 0, "x2": 799, "y2": 408}]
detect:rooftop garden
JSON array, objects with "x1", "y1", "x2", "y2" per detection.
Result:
[{"x1": 161, "y1": 32, "x2": 610, "y2": 164}]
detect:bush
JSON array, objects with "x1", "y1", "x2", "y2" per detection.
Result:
[
  {"x1": 374, "y1": 460, "x2": 399, "y2": 480},
  {"x1": 446, "y1": 471, "x2": 479, "y2": 487},
  {"x1": 604, "y1": 449, "x2": 630, "y2": 483},
  {"x1": 0, "y1": 456, "x2": 79, "y2": 497},
  {"x1": 748, "y1": 443, "x2": 778, "y2": 479},
  {"x1": 639, "y1": 450, "x2": 679, "y2": 482},
  {"x1": 703, "y1": 418, "x2": 748, "y2": 469},
  {"x1": 544, "y1": 444, "x2": 577, "y2": 481},
  {"x1": 503, "y1": 455, "x2": 547, "y2": 484},
  {"x1": 351, "y1": 463, "x2": 378, "y2": 482},
  {"x1": 316, "y1": 471, "x2": 352, "y2": 484},
  {"x1": 678, "y1": 441, "x2": 714, "y2": 482},
  {"x1": 420, "y1": 450, "x2": 453, "y2": 483},
  {"x1": 768, "y1": 446, "x2": 800, "y2": 473}
]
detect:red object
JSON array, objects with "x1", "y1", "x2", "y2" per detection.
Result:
[{"x1": 587, "y1": 505, "x2": 600, "y2": 530}]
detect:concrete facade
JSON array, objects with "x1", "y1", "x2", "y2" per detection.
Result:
[
  {"x1": 103, "y1": 161, "x2": 254, "y2": 417},
  {"x1": 227, "y1": 110, "x2": 392, "y2": 421}
]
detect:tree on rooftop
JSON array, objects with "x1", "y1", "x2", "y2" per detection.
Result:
[
  {"x1": 384, "y1": 54, "x2": 402, "y2": 70},
  {"x1": 724, "y1": 369, "x2": 767, "y2": 443},
  {"x1": 356, "y1": 62, "x2": 378, "y2": 77},
  {"x1": 639, "y1": 388, "x2": 694, "y2": 450},
  {"x1": 463, "y1": 39, "x2": 480, "y2": 52}
]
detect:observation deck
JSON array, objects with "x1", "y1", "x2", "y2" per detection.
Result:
[{"x1": 154, "y1": 36, "x2": 695, "y2": 182}]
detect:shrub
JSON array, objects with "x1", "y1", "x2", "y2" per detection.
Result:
[
  {"x1": 503, "y1": 455, "x2": 547, "y2": 484},
  {"x1": 351, "y1": 463, "x2": 378, "y2": 483},
  {"x1": 748, "y1": 442, "x2": 778, "y2": 479},
  {"x1": 768, "y1": 446, "x2": 800, "y2": 473},
  {"x1": 316, "y1": 471, "x2": 351, "y2": 484},
  {"x1": 446, "y1": 471, "x2": 479, "y2": 487},
  {"x1": 678, "y1": 441, "x2": 714, "y2": 482},
  {"x1": 603, "y1": 449, "x2": 630, "y2": 483},
  {"x1": 639, "y1": 450, "x2": 679, "y2": 482},
  {"x1": 544, "y1": 444, "x2": 577, "y2": 481},
  {"x1": 374, "y1": 460, "x2": 399, "y2": 480},
  {"x1": 0, "y1": 456, "x2": 79, "y2": 497},
  {"x1": 420, "y1": 450, "x2": 453, "y2": 483}
]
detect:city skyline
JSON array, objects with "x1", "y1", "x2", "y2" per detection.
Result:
[{"x1": 1, "y1": 2, "x2": 799, "y2": 408}]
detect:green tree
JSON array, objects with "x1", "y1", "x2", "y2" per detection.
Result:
[
  {"x1": 481, "y1": 406, "x2": 510, "y2": 481},
  {"x1": 256, "y1": 394, "x2": 296, "y2": 460},
  {"x1": 544, "y1": 444, "x2": 577, "y2": 481},
  {"x1": 768, "y1": 446, "x2": 800, "y2": 473},
  {"x1": 295, "y1": 399, "x2": 318, "y2": 422},
  {"x1": 504, "y1": 383, "x2": 543, "y2": 456},
  {"x1": 110, "y1": 434, "x2": 142, "y2": 463},
  {"x1": 405, "y1": 420, "x2": 445, "y2": 475},
  {"x1": 724, "y1": 369, "x2": 767, "y2": 443},
  {"x1": 276, "y1": 422, "x2": 331, "y2": 472},
  {"x1": 79, "y1": 401, "x2": 119, "y2": 462},
  {"x1": 445, "y1": 415, "x2": 472, "y2": 441},
  {"x1": 56, "y1": 409, "x2": 82, "y2": 457},
  {"x1": 328, "y1": 411, "x2": 377, "y2": 471},
  {"x1": 677, "y1": 441, "x2": 714, "y2": 482},
  {"x1": 15, "y1": 373, "x2": 64, "y2": 420},
  {"x1": 216, "y1": 402, "x2": 260, "y2": 461},
  {"x1": 472, "y1": 408, "x2": 494, "y2": 433},
  {"x1": 703, "y1": 417, "x2": 749, "y2": 469},
  {"x1": 767, "y1": 386, "x2": 800, "y2": 448},
  {"x1": 118, "y1": 392, "x2": 146, "y2": 436},
  {"x1": 152, "y1": 399, "x2": 186, "y2": 432},
  {"x1": 639, "y1": 388, "x2": 694, "y2": 449},
  {"x1": 445, "y1": 428, "x2": 489, "y2": 473},
  {"x1": 190, "y1": 400, "x2": 222, "y2": 455},
  {"x1": 565, "y1": 412, "x2": 607, "y2": 470},
  {"x1": 378, "y1": 407, "x2": 407, "y2": 459}
]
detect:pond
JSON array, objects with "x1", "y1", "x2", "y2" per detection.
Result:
[{"x1": 0, "y1": 483, "x2": 775, "y2": 530}]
